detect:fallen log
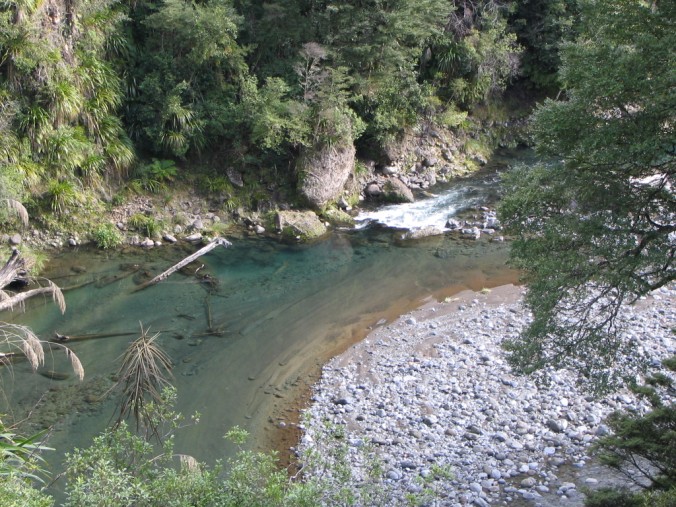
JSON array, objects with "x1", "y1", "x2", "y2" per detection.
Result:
[
  {"x1": 0, "y1": 249, "x2": 65, "y2": 315},
  {"x1": 0, "y1": 281, "x2": 65, "y2": 314},
  {"x1": 133, "y1": 237, "x2": 231, "y2": 292},
  {"x1": 0, "y1": 248, "x2": 28, "y2": 289}
]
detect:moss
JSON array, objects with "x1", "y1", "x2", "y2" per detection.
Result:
[
  {"x1": 275, "y1": 210, "x2": 328, "y2": 242},
  {"x1": 322, "y1": 208, "x2": 355, "y2": 228}
]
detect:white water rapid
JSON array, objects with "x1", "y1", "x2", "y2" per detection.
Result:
[{"x1": 355, "y1": 178, "x2": 493, "y2": 231}]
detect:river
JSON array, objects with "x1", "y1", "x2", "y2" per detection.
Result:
[{"x1": 1, "y1": 151, "x2": 522, "y2": 493}]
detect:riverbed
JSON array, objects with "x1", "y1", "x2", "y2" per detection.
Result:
[{"x1": 0, "y1": 157, "x2": 521, "y2": 495}]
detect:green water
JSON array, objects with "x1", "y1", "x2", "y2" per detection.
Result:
[{"x1": 1, "y1": 164, "x2": 519, "y2": 493}]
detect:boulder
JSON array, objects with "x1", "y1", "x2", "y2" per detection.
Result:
[
  {"x1": 298, "y1": 143, "x2": 356, "y2": 209},
  {"x1": 401, "y1": 226, "x2": 444, "y2": 240},
  {"x1": 275, "y1": 210, "x2": 328, "y2": 241},
  {"x1": 323, "y1": 208, "x2": 355, "y2": 228},
  {"x1": 446, "y1": 218, "x2": 461, "y2": 230},
  {"x1": 423, "y1": 156, "x2": 438, "y2": 167},
  {"x1": 337, "y1": 196, "x2": 351, "y2": 210},
  {"x1": 381, "y1": 178, "x2": 414, "y2": 203},
  {"x1": 226, "y1": 167, "x2": 244, "y2": 188},
  {"x1": 184, "y1": 233, "x2": 203, "y2": 243},
  {"x1": 365, "y1": 183, "x2": 382, "y2": 197},
  {"x1": 9, "y1": 234, "x2": 21, "y2": 245}
]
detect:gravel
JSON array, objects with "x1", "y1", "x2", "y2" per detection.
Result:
[{"x1": 298, "y1": 284, "x2": 675, "y2": 506}]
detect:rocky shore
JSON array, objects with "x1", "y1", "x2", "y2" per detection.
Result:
[{"x1": 298, "y1": 284, "x2": 675, "y2": 506}]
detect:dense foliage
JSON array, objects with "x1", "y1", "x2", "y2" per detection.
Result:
[
  {"x1": 499, "y1": 0, "x2": 675, "y2": 389},
  {"x1": 583, "y1": 356, "x2": 676, "y2": 507},
  {"x1": 0, "y1": 0, "x2": 579, "y2": 228}
]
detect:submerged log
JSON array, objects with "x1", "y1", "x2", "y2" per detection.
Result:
[
  {"x1": 52, "y1": 331, "x2": 138, "y2": 343},
  {"x1": 52, "y1": 329, "x2": 173, "y2": 343},
  {"x1": 95, "y1": 265, "x2": 141, "y2": 288},
  {"x1": 134, "y1": 237, "x2": 231, "y2": 292},
  {"x1": 0, "y1": 351, "x2": 26, "y2": 366}
]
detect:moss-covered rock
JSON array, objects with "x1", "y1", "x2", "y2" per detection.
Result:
[
  {"x1": 322, "y1": 208, "x2": 355, "y2": 228},
  {"x1": 381, "y1": 178, "x2": 414, "y2": 203},
  {"x1": 274, "y1": 210, "x2": 328, "y2": 241}
]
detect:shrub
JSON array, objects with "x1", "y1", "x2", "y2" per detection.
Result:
[
  {"x1": 46, "y1": 180, "x2": 80, "y2": 215},
  {"x1": 584, "y1": 488, "x2": 643, "y2": 507},
  {"x1": 92, "y1": 223, "x2": 122, "y2": 249},
  {"x1": 128, "y1": 213, "x2": 162, "y2": 239}
]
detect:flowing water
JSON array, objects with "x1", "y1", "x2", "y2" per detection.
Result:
[{"x1": 1, "y1": 151, "x2": 524, "y2": 493}]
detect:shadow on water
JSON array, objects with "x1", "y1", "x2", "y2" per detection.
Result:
[{"x1": 1, "y1": 153, "x2": 525, "y2": 498}]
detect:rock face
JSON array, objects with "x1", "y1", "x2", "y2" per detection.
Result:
[
  {"x1": 381, "y1": 178, "x2": 415, "y2": 203},
  {"x1": 275, "y1": 210, "x2": 327, "y2": 241},
  {"x1": 298, "y1": 143, "x2": 356, "y2": 209}
]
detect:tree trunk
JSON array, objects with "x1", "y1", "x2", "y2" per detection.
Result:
[
  {"x1": 0, "y1": 248, "x2": 28, "y2": 289},
  {"x1": 133, "y1": 237, "x2": 232, "y2": 292},
  {"x1": 0, "y1": 250, "x2": 65, "y2": 314}
]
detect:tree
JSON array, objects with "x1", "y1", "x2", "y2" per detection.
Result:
[
  {"x1": 584, "y1": 356, "x2": 676, "y2": 506},
  {"x1": 126, "y1": 0, "x2": 249, "y2": 158},
  {"x1": 312, "y1": 0, "x2": 451, "y2": 144},
  {"x1": 498, "y1": 0, "x2": 675, "y2": 389},
  {"x1": 509, "y1": 0, "x2": 579, "y2": 90},
  {"x1": 428, "y1": 0, "x2": 522, "y2": 106}
]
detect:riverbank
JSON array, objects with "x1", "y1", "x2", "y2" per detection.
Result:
[{"x1": 298, "y1": 284, "x2": 675, "y2": 506}]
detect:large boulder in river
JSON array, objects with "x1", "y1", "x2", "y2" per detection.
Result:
[
  {"x1": 298, "y1": 143, "x2": 356, "y2": 209},
  {"x1": 381, "y1": 178, "x2": 414, "y2": 203},
  {"x1": 275, "y1": 210, "x2": 328, "y2": 241}
]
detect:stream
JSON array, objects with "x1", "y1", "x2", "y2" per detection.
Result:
[{"x1": 1, "y1": 151, "x2": 524, "y2": 495}]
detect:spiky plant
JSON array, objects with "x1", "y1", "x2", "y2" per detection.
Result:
[
  {"x1": 0, "y1": 322, "x2": 84, "y2": 380},
  {"x1": 114, "y1": 324, "x2": 173, "y2": 441}
]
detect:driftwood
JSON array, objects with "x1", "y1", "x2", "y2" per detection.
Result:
[
  {"x1": 62, "y1": 278, "x2": 98, "y2": 291},
  {"x1": 0, "y1": 249, "x2": 65, "y2": 314},
  {"x1": 52, "y1": 329, "x2": 174, "y2": 343},
  {"x1": 133, "y1": 237, "x2": 231, "y2": 292},
  {"x1": 0, "y1": 248, "x2": 28, "y2": 289},
  {"x1": 205, "y1": 296, "x2": 213, "y2": 330},
  {"x1": 52, "y1": 331, "x2": 139, "y2": 343}
]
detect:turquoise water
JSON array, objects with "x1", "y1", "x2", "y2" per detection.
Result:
[{"x1": 1, "y1": 160, "x2": 519, "y2": 492}]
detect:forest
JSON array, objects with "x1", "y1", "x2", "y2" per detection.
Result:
[
  {"x1": 0, "y1": 0, "x2": 674, "y2": 505},
  {"x1": 0, "y1": 0, "x2": 576, "y2": 227}
]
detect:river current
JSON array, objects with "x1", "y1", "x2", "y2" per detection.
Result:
[{"x1": 1, "y1": 152, "x2": 522, "y2": 490}]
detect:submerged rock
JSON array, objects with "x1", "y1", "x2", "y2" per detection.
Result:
[{"x1": 400, "y1": 226, "x2": 444, "y2": 241}]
